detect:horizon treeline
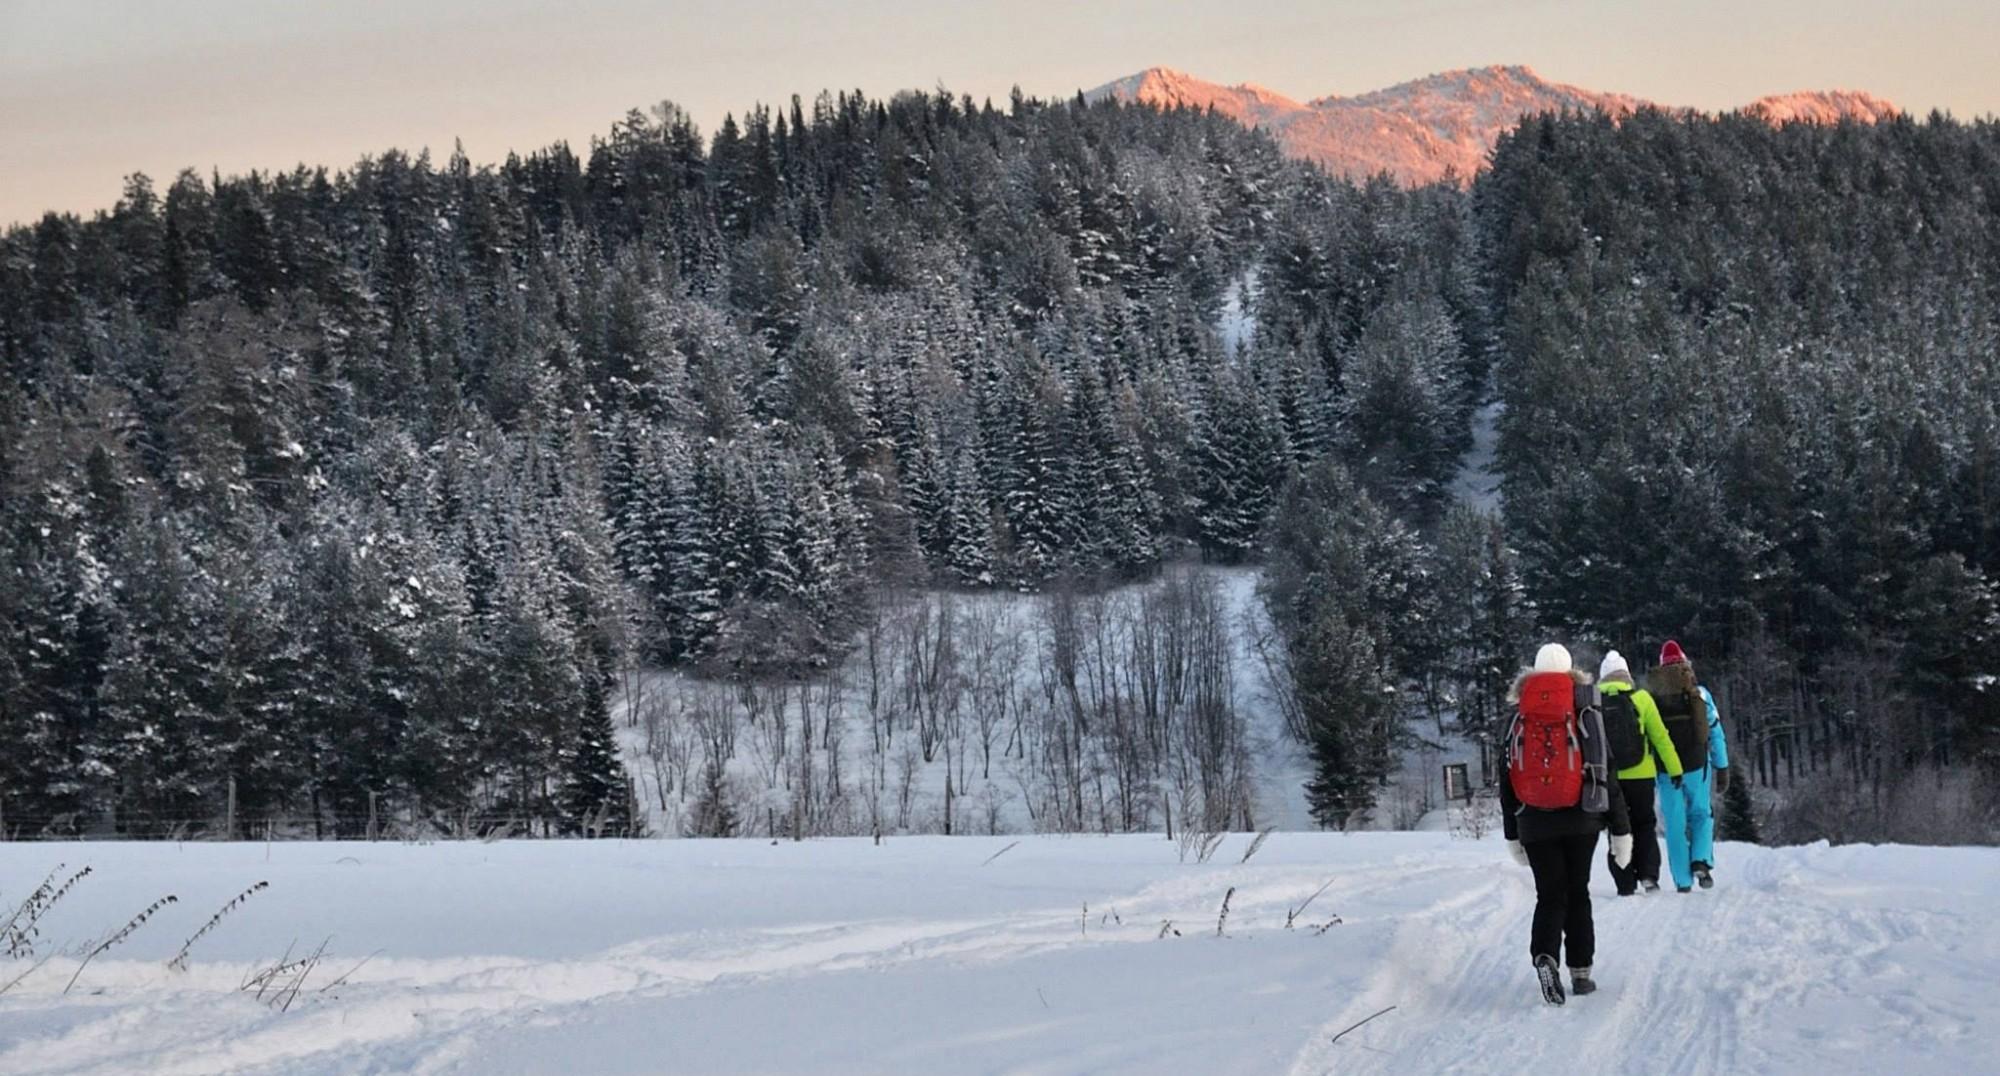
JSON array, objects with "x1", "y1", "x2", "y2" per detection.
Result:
[{"x1": 1, "y1": 89, "x2": 1995, "y2": 842}]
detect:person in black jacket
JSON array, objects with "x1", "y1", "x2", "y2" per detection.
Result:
[{"x1": 1500, "y1": 643, "x2": 1633, "y2": 1006}]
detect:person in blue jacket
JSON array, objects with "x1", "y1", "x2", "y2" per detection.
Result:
[{"x1": 1646, "y1": 640, "x2": 1731, "y2": 892}]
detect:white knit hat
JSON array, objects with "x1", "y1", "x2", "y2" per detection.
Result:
[
  {"x1": 1534, "y1": 643, "x2": 1572, "y2": 674},
  {"x1": 1599, "y1": 649, "x2": 1630, "y2": 681}
]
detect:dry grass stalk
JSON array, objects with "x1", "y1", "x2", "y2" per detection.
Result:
[
  {"x1": 0, "y1": 951, "x2": 55, "y2": 996},
  {"x1": 3, "y1": 864, "x2": 92, "y2": 958},
  {"x1": 1330, "y1": 1004, "x2": 1396, "y2": 1045},
  {"x1": 1199, "y1": 831, "x2": 1226, "y2": 864},
  {"x1": 1215, "y1": 886, "x2": 1236, "y2": 937},
  {"x1": 64, "y1": 894, "x2": 178, "y2": 994},
  {"x1": 0, "y1": 865, "x2": 64, "y2": 953},
  {"x1": 316, "y1": 948, "x2": 382, "y2": 994},
  {"x1": 273, "y1": 938, "x2": 329, "y2": 1012},
  {"x1": 44, "y1": 866, "x2": 94, "y2": 914},
  {"x1": 1286, "y1": 877, "x2": 1337, "y2": 929},
  {"x1": 979, "y1": 840, "x2": 1021, "y2": 867},
  {"x1": 168, "y1": 881, "x2": 270, "y2": 971},
  {"x1": 1239, "y1": 828, "x2": 1275, "y2": 865},
  {"x1": 242, "y1": 940, "x2": 301, "y2": 998},
  {"x1": 240, "y1": 944, "x2": 294, "y2": 992}
]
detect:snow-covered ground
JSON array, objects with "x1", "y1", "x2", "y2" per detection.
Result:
[
  {"x1": 1, "y1": 834, "x2": 1992, "y2": 1074},
  {"x1": 614, "y1": 566, "x2": 1320, "y2": 838},
  {"x1": 1450, "y1": 395, "x2": 1505, "y2": 512},
  {"x1": 1217, "y1": 270, "x2": 1261, "y2": 358}
]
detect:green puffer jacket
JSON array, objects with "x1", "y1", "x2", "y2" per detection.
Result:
[{"x1": 1600, "y1": 680, "x2": 1685, "y2": 780}]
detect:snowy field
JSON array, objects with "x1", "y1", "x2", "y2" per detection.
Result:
[{"x1": 1, "y1": 834, "x2": 1993, "y2": 1074}]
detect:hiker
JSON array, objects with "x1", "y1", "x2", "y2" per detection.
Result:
[
  {"x1": 1597, "y1": 649, "x2": 1685, "y2": 895},
  {"x1": 1501, "y1": 643, "x2": 1632, "y2": 1006},
  {"x1": 1647, "y1": 640, "x2": 1732, "y2": 892}
]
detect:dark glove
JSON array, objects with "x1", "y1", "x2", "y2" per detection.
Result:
[
  {"x1": 1671, "y1": 774, "x2": 1684, "y2": 790},
  {"x1": 1713, "y1": 767, "x2": 1730, "y2": 794}
]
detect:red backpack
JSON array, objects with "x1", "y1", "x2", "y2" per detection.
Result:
[{"x1": 1508, "y1": 671, "x2": 1586, "y2": 809}]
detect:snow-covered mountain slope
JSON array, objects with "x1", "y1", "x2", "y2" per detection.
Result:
[
  {"x1": 1746, "y1": 89, "x2": 1904, "y2": 126},
  {"x1": 1088, "y1": 65, "x2": 1899, "y2": 186},
  {"x1": 0, "y1": 834, "x2": 1992, "y2": 1073}
]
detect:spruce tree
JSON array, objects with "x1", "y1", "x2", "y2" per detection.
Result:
[
  {"x1": 1191, "y1": 367, "x2": 1283, "y2": 563},
  {"x1": 943, "y1": 449, "x2": 996, "y2": 586},
  {"x1": 1718, "y1": 769, "x2": 1761, "y2": 845},
  {"x1": 1297, "y1": 617, "x2": 1392, "y2": 830},
  {"x1": 563, "y1": 665, "x2": 631, "y2": 836}
]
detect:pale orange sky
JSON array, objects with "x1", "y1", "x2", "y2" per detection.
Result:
[{"x1": 4, "y1": 0, "x2": 1997, "y2": 226}]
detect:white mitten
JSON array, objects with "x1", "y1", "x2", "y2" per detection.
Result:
[
  {"x1": 1508, "y1": 840, "x2": 1531, "y2": 867},
  {"x1": 1611, "y1": 833, "x2": 1634, "y2": 869}
]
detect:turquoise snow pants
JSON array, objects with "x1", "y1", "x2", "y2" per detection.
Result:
[{"x1": 1657, "y1": 765, "x2": 1714, "y2": 890}]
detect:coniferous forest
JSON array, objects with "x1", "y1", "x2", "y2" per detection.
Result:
[{"x1": 2, "y1": 89, "x2": 1996, "y2": 842}]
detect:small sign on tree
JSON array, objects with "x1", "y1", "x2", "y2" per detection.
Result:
[{"x1": 1443, "y1": 762, "x2": 1472, "y2": 803}]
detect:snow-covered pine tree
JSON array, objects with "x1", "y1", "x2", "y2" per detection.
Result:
[
  {"x1": 943, "y1": 447, "x2": 996, "y2": 587},
  {"x1": 1261, "y1": 460, "x2": 1415, "y2": 826},
  {"x1": 1338, "y1": 292, "x2": 1467, "y2": 517},
  {"x1": 1191, "y1": 366, "x2": 1284, "y2": 563},
  {"x1": 562, "y1": 642, "x2": 631, "y2": 836},
  {"x1": 1272, "y1": 342, "x2": 1333, "y2": 466},
  {"x1": 655, "y1": 438, "x2": 725, "y2": 661},
  {"x1": 995, "y1": 352, "x2": 1072, "y2": 587}
]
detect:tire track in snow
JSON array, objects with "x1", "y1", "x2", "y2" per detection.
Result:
[
  {"x1": 1586, "y1": 878, "x2": 1744, "y2": 1073},
  {"x1": 1286, "y1": 866, "x2": 1526, "y2": 1074},
  {"x1": 1293, "y1": 842, "x2": 1993, "y2": 1075},
  {"x1": 1295, "y1": 852, "x2": 1780, "y2": 1074}
]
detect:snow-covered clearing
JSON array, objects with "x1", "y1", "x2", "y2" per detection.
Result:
[
  {"x1": 1218, "y1": 270, "x2": 1261, "y2": 358},
  {"x1": 1, "y1": 834, "x2": 1992, "y2": 1074},
  {"x1": 615, "y1": 566, "x2": 1320, "y2": 839},
  {"x1": 1450, "y1": 396, "x2": 1505, "y2": 512}
]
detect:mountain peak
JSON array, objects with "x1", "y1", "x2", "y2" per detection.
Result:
[
  {"x1": 1087, "y1": 65, "x2": 1900, "y2": 186},
  {"x1": 1745, "y1": 89, "x2": 1900, "y2": 125},
  {"x1": 1093, "y1": 66, "x2": 1302, "y2": 115}
]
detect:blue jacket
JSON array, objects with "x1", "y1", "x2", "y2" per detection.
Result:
[{"x1": 1697, "y1": 686, "x2": 1729, "y2": 771}]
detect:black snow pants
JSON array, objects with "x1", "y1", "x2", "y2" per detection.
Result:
[
  {"x1": 1606, "y1": 776, "x2": 1661, "y2": 894},
  {"x1": 1525, "y1": 831, "x2": 1598, "y2": 969}
]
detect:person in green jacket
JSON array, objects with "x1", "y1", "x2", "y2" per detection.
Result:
[{"x1": 1597, "y1": 650, "x2": 1684, "y2": 895}]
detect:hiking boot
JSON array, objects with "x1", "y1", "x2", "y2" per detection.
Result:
[
  {"x1": 1676, "y1": 885, "x2": 1693, "y2": 893},
  {"x1": 1693, "y1": 861, "x2": 1714, "y2": 889},
  {"x1": 1534, "y1": 955, "x2": 1566, "y2": 1006},
  {"x1": 1570, "y1": 967, "x2": 1596, "y2": 996},
  {"x1": 1641, "y1": 879, "x2": 1661, "y2": 894}
]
